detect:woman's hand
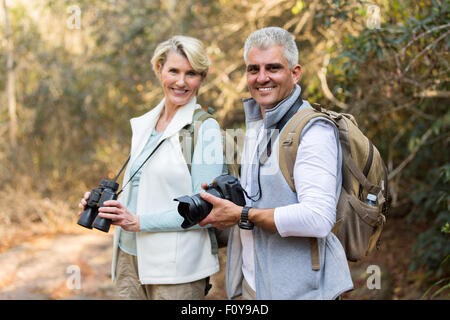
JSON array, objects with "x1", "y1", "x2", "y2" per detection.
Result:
[
  {"x1": 77, "y1": 191, "x2": 90, "y2": 216},
  {"x1": 98, "y1": 200, "x2": 140, "y2": 232}
]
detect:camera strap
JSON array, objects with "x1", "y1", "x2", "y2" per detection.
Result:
[
  {"x1": 245, "y1": 93, "x2": 303, "y2": 203},
  {"x1": 115, "y1": 137, "x2": 168, "y2": 196}
]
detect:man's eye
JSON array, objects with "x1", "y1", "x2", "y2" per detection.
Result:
[
  {"x1": 247, "y1": 67, "x2": 259, "y2": 74},
  {"x1": 267, "y1": 65, "x2": 281, "y2": 72}
]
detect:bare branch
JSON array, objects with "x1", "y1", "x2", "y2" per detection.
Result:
[
  {"x1": 414, "y1": 90, "x2": 450, "y2": 98},
  {"x1": 317, "y1": 44, "x2": 349, "y2": 110},
  {"x1": 404, "y1": 30, "x2": 450, "y2": 73},
  {"x1": 397, "y1": 23, "x2": 450, "y2": 58},
  {"x1": 388, "y1": 126, "x2": 434, "y2": 180},
  {"x1": 2, "y1": 0, "x2": 18, "y2": 147}
]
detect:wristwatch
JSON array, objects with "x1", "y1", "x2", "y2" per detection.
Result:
[{"x1": 238, "y1": 206, "x2": 254, "y2": 230}]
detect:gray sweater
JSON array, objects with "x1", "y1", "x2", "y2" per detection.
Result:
[{"x1": 226, "y1": 85, "x2": 354, "y2": 299}]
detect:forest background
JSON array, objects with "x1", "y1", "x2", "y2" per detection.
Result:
[{"x1": 0, "y1": 0, "x2": 448, "y2": 299}]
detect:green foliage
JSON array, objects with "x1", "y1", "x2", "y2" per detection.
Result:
[
  {"x1": 328, "y1": 0, "x2": 450, "y2": 277},
  {"x1": 409, "y1": 165, "x2": 450, "y2": 277},
  {"x1": 420, "y1": 277, "x2": 450, "y2": 299}
]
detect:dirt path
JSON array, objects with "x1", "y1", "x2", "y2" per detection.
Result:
[
  {"x1": 0, "y1": 230, "x2": 119, "y2": 299},
  {"x1": 0, "y1": 217, "x2": 425, "y2": 300},
  {"x1": 0, "y1": 228, "x2": 227, "y2": 300}
]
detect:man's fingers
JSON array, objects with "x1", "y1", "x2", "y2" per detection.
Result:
[
  {"x1": 199, "y1": 191, "x2": 220, "y2": 205},
  {"x1": 198, "y1": 215, "x2": 212, "y2": 227},
  {"x1": 201, "y1": 182, "x2": 209, "y2": 190}
]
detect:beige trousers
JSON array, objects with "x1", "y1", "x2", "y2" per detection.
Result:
[
  {"x1": 114, "y1": 248, "x2": 207, "y2": 300},
  {"x1": 241, "y1": 277, "x2": 256, "y2": 300}
]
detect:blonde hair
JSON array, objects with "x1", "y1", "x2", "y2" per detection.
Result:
[{"x1": 151, "y1": 35, "x2": 210, "y2": 76}]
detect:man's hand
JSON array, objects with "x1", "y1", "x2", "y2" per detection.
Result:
[
  {"x1": 198, "y1": 184, "x2": 241, "y2": 229},
  {"x1": 98, "y1": 200, "x2": 140, "y2": 232},
  {"x1": 198, "y1": 182, "x2": 278, "y2": 233}
]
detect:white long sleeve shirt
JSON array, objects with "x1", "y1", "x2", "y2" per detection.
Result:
[{"x1": 241, "y1": 119, "x2": 339, "y2": 291}]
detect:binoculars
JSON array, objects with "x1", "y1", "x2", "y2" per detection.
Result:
[{"x1": 77, "y1": 179, "x2": 119, "y2": 233}]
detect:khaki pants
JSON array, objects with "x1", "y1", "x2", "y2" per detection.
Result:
[
  {"x1": 241, "y1": 277, "x2": 256, "y2": 300},
  {"x1": 115, "y1": 248, "x2": 207, "y2": 300}
]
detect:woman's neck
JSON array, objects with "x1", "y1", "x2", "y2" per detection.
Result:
[{"x1": 155, "y1": 102, "x2": 179, "y2": 133}]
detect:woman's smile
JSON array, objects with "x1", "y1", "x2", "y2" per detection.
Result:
[{"x1": 158, "y1": 52, "x2": 204, "y2": 109}]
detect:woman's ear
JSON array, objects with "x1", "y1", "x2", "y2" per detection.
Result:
[
  {"x1": 156, "y1": 63, "x2": 163, "y2": 79},
  {"x1": 201, "y1": 71, "x2": 207, "y2": 81}
]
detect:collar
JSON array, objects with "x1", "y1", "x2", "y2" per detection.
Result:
[
  {"x1": 129, "y1": 96, "x2": 200, "y2": 156},
  {"x1": 242, "y1": 84, "x2": 302, "y2": 130}
]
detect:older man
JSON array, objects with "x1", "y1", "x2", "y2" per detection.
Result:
[{"x1": 199, "y1": 27, "x2": 353, "y2": 299}]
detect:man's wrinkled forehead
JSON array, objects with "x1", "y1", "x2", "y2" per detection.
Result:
[
  {"x1": 246, "y1": 63, "x2": 285, "y2": 72},
  {"x1": 245, "y1": 45, "x2": 289, "y2": 67}
]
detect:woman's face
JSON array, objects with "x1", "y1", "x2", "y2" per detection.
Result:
[{"x1": 157, "y1": 51, "x2": 205, "y2": 109}]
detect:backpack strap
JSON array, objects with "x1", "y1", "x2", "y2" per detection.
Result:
[
  {"x1": 343, "y1": 154, "x2": 381, "y2": 195},
  {"x1": 179, "y1": 108, "x2": 215, "y2": 173},
  {"x1": 179, "y1": 108, "x2": 220, "y2": 254},
  {"x1": 309, "y1": 238, "x2": 320, "y2": 271},
  {"x1": 279, "y1": 108, "x2": 335, "y2": 192},
  {"x1": 259, "y1": 95, "x2": 303, "y2": 165},
  {"x1": 278, "y1": 108, "x2": 337, "y2": 271}
]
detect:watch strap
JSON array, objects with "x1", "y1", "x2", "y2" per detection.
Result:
[{"x1": 238, "y1": 206, "x2": 254, "y2": 230}]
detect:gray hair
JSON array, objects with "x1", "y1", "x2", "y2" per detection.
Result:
[{"x1": 243, "y1": 27, "x2": 298, "y2": 68}]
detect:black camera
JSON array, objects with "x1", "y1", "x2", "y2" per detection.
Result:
[
  {"x1": 77, "y1": 179, "x2": 119, "y2": 233},
  {"x1": 174, "y1": 174, "x2": 246, "y2": 229}
]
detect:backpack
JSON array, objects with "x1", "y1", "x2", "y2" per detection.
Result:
[
  {"x1": 278, "y1": 103, "x2": 390, "y2": 270},
  {"x1": 178, "y1": 107, "x2": 241, "y2": 250}
]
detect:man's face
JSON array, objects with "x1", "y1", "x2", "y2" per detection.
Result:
[{"x1": 246, "y1": 45, "x2": 301, "y2": 110}]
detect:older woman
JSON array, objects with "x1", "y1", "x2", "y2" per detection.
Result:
[{"x1": 79, "y1": 36, "x2": 224, "y2": 299}]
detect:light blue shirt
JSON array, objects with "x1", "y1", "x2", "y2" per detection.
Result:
[{"x1": 119, "y1": 118, "x2": 224, "y2": 256}]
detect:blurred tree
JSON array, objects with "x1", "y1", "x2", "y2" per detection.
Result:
[
  {"x1": 2, "y1": 0, "x2": 17, "y2": 147},
  {"x1": 0, "y1": 0, "x2": 447, "y2": 280}
]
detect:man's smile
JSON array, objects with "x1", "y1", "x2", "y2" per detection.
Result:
[{"x1": 257, "y1": 86, "x2": 276, "y2": 92}]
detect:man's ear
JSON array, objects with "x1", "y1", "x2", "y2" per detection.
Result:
[{"x1": 292, "y1": 64, "x2": 302, "y2": 83}]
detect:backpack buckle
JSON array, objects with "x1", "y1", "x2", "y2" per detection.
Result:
[
  {"x1": 282, "y1": 132, "x2": 296, "y2": 146},
  {"x1": 377, "y1": 214, "x2": 386, "y2": 226},
  {"x1": 312, "y1": 103, "x2": 322, "y2": 112}
]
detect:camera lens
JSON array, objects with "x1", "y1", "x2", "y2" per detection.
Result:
[{"x1": 175, "y1": 188, "x2": 222, "y2": 229}]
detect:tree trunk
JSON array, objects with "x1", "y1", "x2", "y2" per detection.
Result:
[{"x1": 3, "y1": 0, "x2": 17, "y2": 147}]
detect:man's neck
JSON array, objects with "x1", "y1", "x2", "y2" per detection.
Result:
[{"x1": 258, "y1": 88, "x2": 296, "y2": 119}]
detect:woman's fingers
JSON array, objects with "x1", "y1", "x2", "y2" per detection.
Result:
[{"x1": 78, "y1": 191, "x2": 91, "y2": 215}]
